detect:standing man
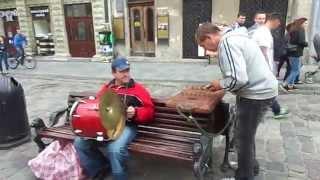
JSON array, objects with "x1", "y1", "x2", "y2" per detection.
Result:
[
  {"x1": 74, "y1": 57, "x2": 155, "y2": 180},
  {"x1": 252, "y1": 13, "x2": 289, "y2": 119},
  {"x1": 230, "y1": 12, "x2": 247, "y2": 30},
  {"x1": 13, "y1": 29, "x2": 27, "y2": 64},
  {"x1": 248, "y1": 11, "x2": 266, "y2": 37},
  {"x1": 195, "y1": 23, "x2": 278, "y2": 180}
]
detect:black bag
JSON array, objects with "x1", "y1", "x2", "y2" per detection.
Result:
[{"x1": 286, "y1": 43, "x2": 298, "y2": 53}]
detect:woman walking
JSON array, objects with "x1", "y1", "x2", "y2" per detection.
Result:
[
  {"x1": 283, "y1": 17, "x2": 308, "y2": 91},
  {"x1": 0, "y1": 36, "x2": 9, "y2": 74}
]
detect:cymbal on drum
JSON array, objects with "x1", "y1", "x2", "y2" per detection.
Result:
[{"x1": 99, "y1": 89, "x2": 126, "y2": 140}]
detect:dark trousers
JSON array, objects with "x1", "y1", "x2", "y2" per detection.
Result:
[
  {"x1": 271, "y1": 99, "x2": 281, "y2": 115},
  {"x1": 277, "y1": 56, "x2": 290, "y2": 80},
  {"x1": 235, "y1": 96, "x2": 274, "y2": 180}
]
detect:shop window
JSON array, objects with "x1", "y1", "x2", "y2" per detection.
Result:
[{"x1": 146, "y1": 8, "x2": 154, "y2": 42}]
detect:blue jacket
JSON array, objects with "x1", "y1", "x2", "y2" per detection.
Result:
[{"x1": 13, "y1": 33, "x2": 27, "y2": 47}]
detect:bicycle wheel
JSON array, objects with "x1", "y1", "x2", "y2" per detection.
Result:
[
  {"x1": 8, "y1": 58, "x2": 19, "y2": 69},
  {"x1": 23, "y1": 55, "x2": 37, "y2": 69}
]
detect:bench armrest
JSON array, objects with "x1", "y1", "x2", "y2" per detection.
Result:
[{"x1": 48, "y1": 107, "x2": 69, "y2": 127}]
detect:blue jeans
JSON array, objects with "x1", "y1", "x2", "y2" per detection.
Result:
[
  {"x1": 74, "y1": 124, "x2": 137, "y2": 180},
  {"x1": 0, "y1": 52, "x2": 9, "y2": 71},
  {"x1": 15, "y1": 46, "x2": 25, "y2": 64},
  {"x1": 286, "y1": 57, "x2": 301, "y2": 85}
]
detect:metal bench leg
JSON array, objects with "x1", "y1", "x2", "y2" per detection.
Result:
[
  {"x1": 220, "y1": 130, "x2": 232, "y2": 172},
  {"x1": 193, "y1": 135, "x2": 211, "y2": 180},
  {"x1": 30, "y1": 118, "x2": 47, "y2": 152}
]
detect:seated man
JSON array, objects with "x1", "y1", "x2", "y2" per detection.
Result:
[{"x1": 74, "y1": 57, "x2": 155, "y2": 180}]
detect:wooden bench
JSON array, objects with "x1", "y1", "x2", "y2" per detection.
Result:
[{"x1": 31, "y1": 91, "x2": 232, "y2": 180}]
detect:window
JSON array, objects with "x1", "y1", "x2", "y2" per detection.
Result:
[
  {"x1": 65, "y1": 3, "x2": 92, "y2": 17},
  {"x1": 133, "y1": 9, "x2": 141, "y2": 41},
  {"x1": 76, "y1": 22, "x2": 86, "y2": 40},
  {"x1": 113, "y1": 0, "x2": 124, "y2": 17}
]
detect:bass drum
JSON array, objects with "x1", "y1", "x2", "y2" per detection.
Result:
[{"x1": 70, "y1": 98, "x2": 125, "y2": 141}]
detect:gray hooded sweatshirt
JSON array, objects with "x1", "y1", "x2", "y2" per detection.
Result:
[{"x1": 218, "y1": 27, "x2": 278, "y2": 100}]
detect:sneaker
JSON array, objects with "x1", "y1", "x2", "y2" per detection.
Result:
[
  {"x1": 292, "y1": 85, "x2": 299, "y2": 90},
  {"x1": 295, "y1": 80, "x2": 304, "y2": 84},
  {"x1": 273, "y1": 108, "x2": 289, "y2": 119},
  {"x1": 283, "y1": 85, "x2": 295, "y2": 92}
]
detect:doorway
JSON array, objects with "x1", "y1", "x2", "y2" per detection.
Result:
[
  {"x1": 65, "y1": 3, "x2": 95, "y2": 57},
  {"x1": 129, "y1": 1, "x2": 155, "y2": 56},
  {"x1": 182, "y1": 0, "x2": 212, "y2": 58}
]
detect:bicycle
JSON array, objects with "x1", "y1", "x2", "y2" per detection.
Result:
[{"x1": 8, "y1": 52, "x2": 37, "y2": 69}]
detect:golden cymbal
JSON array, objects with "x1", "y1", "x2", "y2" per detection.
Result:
[{"x1": 99, "y1": 89, "x2": 126, "y2": 139}]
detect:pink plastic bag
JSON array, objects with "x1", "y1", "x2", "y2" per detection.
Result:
[{"x1": 28, "y1": 140, "x2": 86, "y2": 180}]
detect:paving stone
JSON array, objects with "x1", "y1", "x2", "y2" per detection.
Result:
[
  {"x1": 268, "y1": 152, "x2": 286, "y2": 162},
  {"x1": 288, "y1": 163, "x2": 306, "y2": 174},
  {"x1": 265, "y1": 161, "x2": 286, "y2": 172},
  {"x1": 265, "y1": 171, "x2": 288, "y2": 180},
  {"x1": 304, "y1": 159, "x2": 320, "y2": 180},
  {"x1": 293, "y1": 121, "x2": 306, "y2": 128}
]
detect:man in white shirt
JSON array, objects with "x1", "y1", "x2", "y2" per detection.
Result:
[
  {"x1": 252, "y1": 12, "x2": 289, "y2": 119},
  {"x1": 248, "y1": 11, "x2": 266, "y2": 37}
]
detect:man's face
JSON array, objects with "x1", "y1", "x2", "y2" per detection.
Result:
[
  {"x1": 112, "y1": 68, "x2": 131, "y2": 85},
  {"x1": 254, "y1": 13, "x2": 266, "y2": 25},
  {"x1": 270, "y1": 19, "x2": 281, "y2": 30},
  {"x1": 237, "y1": 15, "x2": 246, "y2": 25},
  {"x1": 198, "y1": 34, "x2": 221, "y2": 52}
]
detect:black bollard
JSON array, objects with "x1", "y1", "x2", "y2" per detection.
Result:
[{"x1": 0, "y1": 74, "x2": 30, "y2": 149}]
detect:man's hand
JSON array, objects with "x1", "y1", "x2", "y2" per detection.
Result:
[
  {"x1": 202, "y1": 80, "x2": 222, "y2": 91},
  {"x1": 127, "y1": 106, "x2": 136, "y2": 119}
]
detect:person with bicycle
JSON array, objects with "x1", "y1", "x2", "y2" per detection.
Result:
[
  {"x1": 13, "y1": 29, "x2": 27, "y2": 65},
  {"x1": 0, "y1": 36, "x2": 9, "y2": 74}
]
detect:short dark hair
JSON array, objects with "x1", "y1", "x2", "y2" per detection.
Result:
[
  {"x1": 266, "y1": 12, "x2": 282, "y2": 22},
  {"x1": 195, "y1": 23, "x2": 221, "y2": 43},
  {"x1": 254, "y1": 11, "x2": 266, "y2": 18},
  {"x1": 237, "y1": 12, "x2": 246, "y2": 17}
]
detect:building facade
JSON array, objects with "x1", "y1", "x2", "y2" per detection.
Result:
[{"x1": 0, "y1": 0, "x2": 315, "y2": 61}]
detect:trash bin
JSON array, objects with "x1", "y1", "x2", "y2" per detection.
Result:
[{"x1": 0, "y1": 75, "x2": 30, "y2": 149}]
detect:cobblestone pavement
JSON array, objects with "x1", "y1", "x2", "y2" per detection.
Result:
[{"x1": 1, "y1": 61, "x2": 320, "y2": 180}]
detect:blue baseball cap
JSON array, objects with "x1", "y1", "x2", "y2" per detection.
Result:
[{"x1": 111, "y1": 57, "x2": 130, "y2": 71}]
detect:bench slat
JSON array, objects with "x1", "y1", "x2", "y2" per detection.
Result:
[
  {"x1": 129, "y1": 143, "x2": 192, "y2": 161},
  {"x1": 155, "y1": 112, "x2": 209, "y2": 122}
]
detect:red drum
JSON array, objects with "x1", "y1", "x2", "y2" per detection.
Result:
[{"x1": 70, "y1": 98, "x2": 107, "y2": 141}]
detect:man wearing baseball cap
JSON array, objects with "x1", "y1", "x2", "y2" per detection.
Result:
[{"x1": 74, "y1": 57, "x2": 155, "y2": 180}]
